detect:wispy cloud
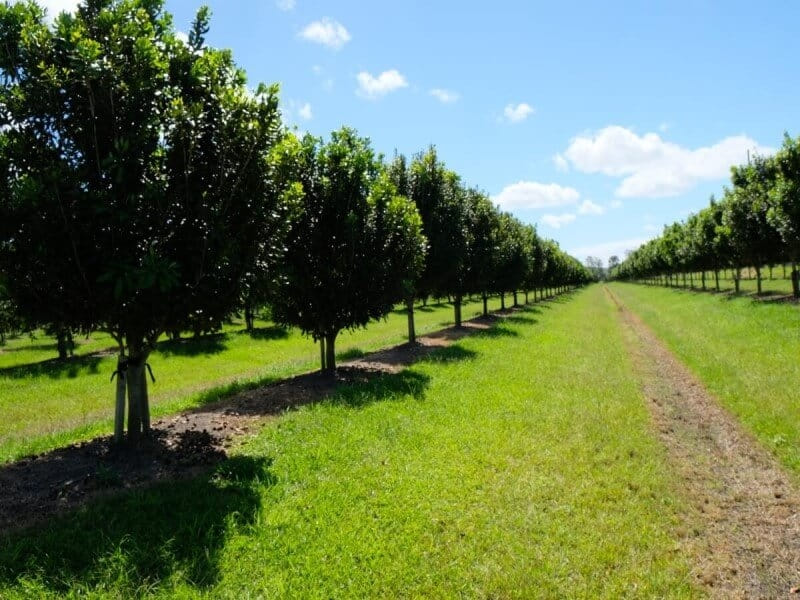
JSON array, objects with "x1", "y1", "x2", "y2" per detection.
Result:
[
  {"x1": 299, "y1": 18, "x2": 351, "y2": 50},
  {"x1": 493, "y1": 181, "x2": 580, "y2": 211},
  {"x1": 503, "y1": 102, "x2": 534, "y2": 123},
  {"x1": 356, "y1": 69, "x2": 408, "y2": 99},
  {"x1": 541, "y1": 213, "x2": 576, "y2": 229},
  {"x1": 430, "y1": 88, "x2": 460, "y2": 104}
]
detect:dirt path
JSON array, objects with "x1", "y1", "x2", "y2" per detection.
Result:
[
  {"x1": 605, "y1": 286, "x2": 800, "y2": 598},
  {"x1": 0, "y1": 314, "x2": 496, "y2": 533}
]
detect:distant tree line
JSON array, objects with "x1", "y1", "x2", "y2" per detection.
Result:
[
  {"x1": 611, "y1": 134, "x2": 800, "y2": 296},
  {"x1": 0, "y1": 0, "x2": 591, "y2": 445}
]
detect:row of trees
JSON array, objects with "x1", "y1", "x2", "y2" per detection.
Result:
[
  {"x1": 0, "y1": 0, "x2": 590, "y2": 445},
  {"x1": 612, "y1": 134, "x2": 800, "y2": 296}
]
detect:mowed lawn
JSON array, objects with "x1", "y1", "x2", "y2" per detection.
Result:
[
  {"x1": 0, "y1": 297, "x2": 507, "y2": 464},
  {"x1": 0, "y1": 286, "x2": 695, "y2": 598},
  {"x1": 610, "y1": 282, "x2": 800, "y2": 475}
]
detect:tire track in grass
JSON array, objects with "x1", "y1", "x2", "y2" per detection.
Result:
[{"x1": 605, "y1": 285, "x2": 800, "y2": 598}]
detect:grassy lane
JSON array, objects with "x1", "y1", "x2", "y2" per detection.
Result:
[
  {"x1": 610, "y1": 282, "x2": 800, "y2": 475},
  {"x1": 0, "y1": 286, "x2": 695, "y2": 598},
  {"x1": 0, "y1": 297, "x2": 509, "y2": 464}
]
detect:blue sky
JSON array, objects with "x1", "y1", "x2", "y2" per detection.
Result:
[{"x1": 45, "y1": 0, "x2": 800, "y2": 263}]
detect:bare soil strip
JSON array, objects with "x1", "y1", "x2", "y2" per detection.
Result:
[
  {"x1": 0, "y1": 314, "x2": 495, "y2": 533},
  {"x1": 606, "y1": 286, "x2": 800, "y2": 598}
]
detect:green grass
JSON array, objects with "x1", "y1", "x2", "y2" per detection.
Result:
[
  {"x1": 0, "y1": 297, "x2": 510, "y2": 464},
  {"x1": 610, "y1": 282, "x2": 800, "y2": 475},
  {"x1": 0, "y1": 286, "x2": 695, "y2": 598}
]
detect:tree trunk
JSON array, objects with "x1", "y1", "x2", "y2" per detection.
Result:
[
  {"x1": 701, "y1": 271, "x2": 706, "y2": 291},
  {"x1": 682, "y1": 272, "x2": 687, "y2": 288},
  {"x1": 755, "y1": 265, "x2": 762, "y2": 295},
  {"x1": 783, "y1": 263, "x2": 788, "y2": 279},
  {"x1": 454, "y1": 296, "x2": 463, "y2": 327},
  {"x1": 792, "y1": 261, "x2": 800, "y2": 298},
  {"x1": 734, "y1": 268, "x2": 741, "y2": 293},
  {"x1": 56, "y1": 328, "x2": 70, "y2": 360},
  {"x1": 319, "y1": 337, "x2": 326, "y2": 371},
  {"x1": 113, "y1": 353, "x2": 127, "y2": 444},
  {"x1": 769, "y1": 265, "x2": 774, "y2": 280},
  {"x1": 244, "y1": 301, "x2": 255, "y2": 332},
  {"x1": 500, "y1": 293, "x2": 505, "y2": 310},
  {"x1": 126, "y1": 356, "x2": 145, "y2": 443},
  {"x1": 714, "y1": 270, "x2": 720, "y2": 291},
  {"x1": 482, "y1": 293, "x2": 488, "y2": 317},
  {"x1": 325, "y1": 332, "x2": 337, "y2": 374},
  {"x1": 689, "y1": 271, "x2": 694, "y2": 289},
  {"x1": 406, "y1": 296, "x2": 416, "y2": 343},
  {"x1": 525, "y1": 290, "x2": 529, "y2": 304},
  {"x1": 513, "y1": 291, "x2": 519, "y2": 307}
]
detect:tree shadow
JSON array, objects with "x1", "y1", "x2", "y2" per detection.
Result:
[
  {"x1": 337, "y1": 347, "x2": 368, "y2": 361},
  {"x1": 474, "y1": 324, "x2": 519, "y2": 338},
  {"x1": 236, "y1": 325, "x2": 290, "y2": 341},
  {"x1": 501, "y1": 314, "x2": 539, "y2": 325},
  {"x1": 0, "y1": 454, "x2": 272, "y2": 595},
  {"x1": 157, "y1": 334, "x2": 229, "y2": 357},
  {"x1": 0, "y1": 341, "x2": 57, "y2": 353},
  {"x1": 0, "y1": 354, "x2": 105, "y2": 380},
  {"x1": 332, "y1": 368, "x2": 431, "y2": 409},
  {"x1": 416, "y1": 344, "x2": 477, "y2": 364}
]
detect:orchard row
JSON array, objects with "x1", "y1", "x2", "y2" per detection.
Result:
[
  {"x1": 0, "y1": 1, "x2": 591, "y2": 443},
  {"x1": 613, "y1": 134, "x2": 800, "y2": 294}
]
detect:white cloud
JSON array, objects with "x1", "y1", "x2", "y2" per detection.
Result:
[
  {"x1": 39, "y1": 0, "x2": 79, "y2": 22},
  {"x1": 175, "y1": 31, "x2": 189, "y2": 45},
  {"x1": 578, "y1": 199, "x2": 605, "y2": 215},
  {"x1": 562, "y1": 125, "x2": 772, "y2": 198},
  {"x1": 276, "y1": 0, "x2": 296, "y2": 10},
  {"x1": 299, "y1": 18, "x2": 351, "y2": 50},
  {"x1": 297, "y1": 102, "x2": 313, "y2": 120},
  {"x1": 568, "y1": 236, "x2": 653, "y2": 264},
  {"x1": 493, "y1": 181, "x2": 580, "y2": 210},
  {"x1": 503, "y1": 102, "x2": 534, "y2": 123},
  {"x1": 356, "y1": 69, "x2": 408, "y2": 99},
  {"x1": 541, "y1": 213, "x2": 576, "y2": 229},
  {"x1": 553, "y1": 153, "x2": 569, "y2": 172},
  {"x1": 430, "y1": 88, "x2": 459, "y2": 104}
]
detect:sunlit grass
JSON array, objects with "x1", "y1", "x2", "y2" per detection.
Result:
[{"x1": 610, "y1": 281, "x2": 800, "y2": 475}]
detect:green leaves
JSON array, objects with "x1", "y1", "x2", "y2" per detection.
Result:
[
  {"x1": 0, "y1": 0, "x2": 287, "y2": 344},
  {"x1": 270, "y1": 128, "x2": 426, "y2": 342}
]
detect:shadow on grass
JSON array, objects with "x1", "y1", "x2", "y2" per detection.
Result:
[
  {"x1": 0, "y1": 354, "x2": 105, "y2": 380},
  {"x1": 0, "y1": 455, "x2": 273, "y2": 595},
  {"x1": 237, "y1": 325, "x2": 290, "y2": 341},
  {"x1": 333, "y1": 368, "x2": 431, "y2": 409},
  {"x1": 0, "y1": 341, "x2": 57, "y2": 353},
  {"x1": 501, "y1": 313, "x2": 539, "y2": 325},
  {"x1": 337, "y1": 347, "x2": 368, "y2": 361},
  {"x1": 157, "y1": 334, "x2": 229, "y2": 358},
  {"x1": 418, "y1": 344, "x2": 477, "y2": 365},
  {"x1": 474, "y1": 324, "x2": 520, "y2": 338},
  {"x1": 0, "y1": 370, "x2": 439, "y2": 595}
]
